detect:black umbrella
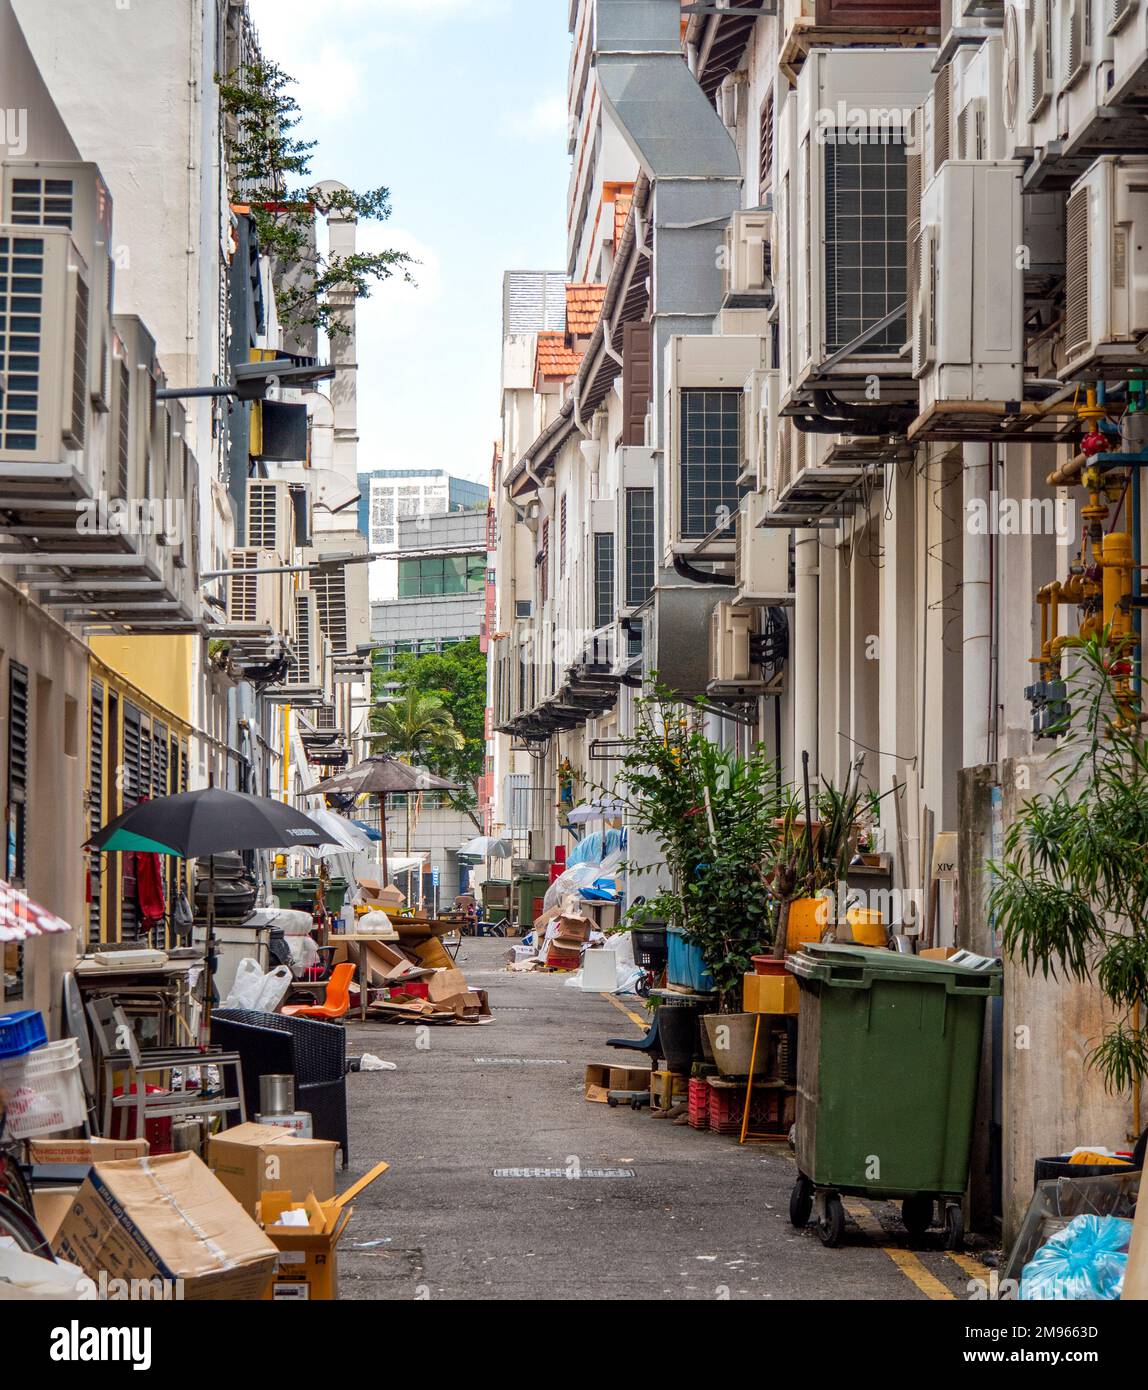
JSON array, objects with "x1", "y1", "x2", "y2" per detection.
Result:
[
  {"x1": 87, "y1": 790, "x2": 328, "y2": 1033},
  {"x1": 87, "y1": 788, "x2": 328, "y2": 858}
]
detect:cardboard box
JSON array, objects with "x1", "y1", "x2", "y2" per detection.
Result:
[
  {"x1": 919, "y1": 947, "x2": 960, "y2": 961},
  {"x1": 53, "y1": 1152, "x2": 278, "y2": 1300},
  {"x1": 356, "y1": 877, "x2": 405, "y2": 911},
  {"x1": 556, "y1": 912, "x2": 593, "y2": 944},
  {"x1": 427, "y1": 967, "x2": 469, "y2": 1002},
  {"x1": 33, "y1": 1187, "x2": 80, "y2": 1242},
  {"x1": 743, "y1": 971, "x2": 799, "y2": 1015},
  {"x1": 208, "y1": 1122, "x2": 338, "y2": 1216},
  {"x1": 410, "y1": 936, "x2": 455, "y2": 970},
  {"x1": 584, "y1": 1063, "x2": 652, "y2": 1102},
  {"x1": 259, "y1": 1160, "x2": 389, "y2": 1300},
  {"x1": 28, "y1": 1137, "x2": 149, "y2": 1166}
]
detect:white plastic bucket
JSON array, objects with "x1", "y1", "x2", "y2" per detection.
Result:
[
  {"x1": 580, "y1": 948, "x2": 618, "y2": 992},
  {"x1": 0, "y1": 1038, "x2": 86, "y2": 1139}
]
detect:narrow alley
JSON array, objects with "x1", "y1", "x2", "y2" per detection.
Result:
[{"x1": 336, "y1": 941, "x2": 984, "y2": 1302}]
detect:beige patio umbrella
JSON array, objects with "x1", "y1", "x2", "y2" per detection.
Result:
[{"x1": 305, "y1": 756, "x2": 461, "y2": 888}]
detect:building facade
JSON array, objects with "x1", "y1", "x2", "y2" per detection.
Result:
[{"x1": 489, "y1": 0, "x2": 1148, "y2": 1240}]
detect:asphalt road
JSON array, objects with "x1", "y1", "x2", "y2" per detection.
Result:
[{"x1": 335, "y1": 938, "x2": 995, "y2": 1301}]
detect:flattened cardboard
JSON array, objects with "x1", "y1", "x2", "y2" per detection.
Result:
[
  {"x1": 53, "y1": 1151, "x2": 278, "y2": 1300},
  {"x1": 208, "y1": 1122, "x2": 338, "y2": 1215},
  {"x1": 427, "y1": 968, "x2": 468, "y2": 1002}
]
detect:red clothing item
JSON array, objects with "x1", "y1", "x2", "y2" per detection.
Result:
[{"x1": 132, "y1": 850, "x2": 167, "y2": 924}]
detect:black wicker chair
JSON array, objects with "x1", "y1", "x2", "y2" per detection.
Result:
[{"x1": 211, "y1": 1009, "x2": 349, "y2": 1167}]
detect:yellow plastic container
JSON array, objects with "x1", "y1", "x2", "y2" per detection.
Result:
[
  {"x1": 743, "y1": 971, "x2": 800, "y2": 1015},
  {"x1": 785, "y1": 897, "x2": 830, "y2": 952},
  {"x1": 845, "y1": 907, "x2": 886, "y2": 948}
]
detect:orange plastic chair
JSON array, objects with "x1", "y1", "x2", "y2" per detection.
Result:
[{"x1": 280, "y1": 962, "x2": 356, "y2": 1021}]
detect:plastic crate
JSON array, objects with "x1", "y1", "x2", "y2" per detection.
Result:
[
  {"x1": 667, "y1": 926, "x2": 715, "y2": 992},
  {"x1": 0, "y1": 1038, "x2": 86, "y2": 1139},
  {"x1": 0, "y1": 1009, "x2": 47, "y2": 1058},
  {"x1": 707, "y1": 1079, "x2": 795, "y2": 1137},
  {"x1": 688, "y1": 1076, "x2": 710, "y2": 1131}
]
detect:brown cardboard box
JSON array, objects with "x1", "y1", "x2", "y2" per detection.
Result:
[
  {"x1": 584, "y1": 1063, "x2": 652, "y2": 1101},
  {"x1": 28, "y1": 1137, "x2": 149, "y2": 1165},
  {"x1": 208, "y1": 1122, "x2": 338, "y2": 1216},
  {"x1": 411, "y1": 936, "x2": 456, "y2": 970},
  {"x1": 356, "y1": 877, "x2": 406, "y2": 910},
  {"x1": 259, "y1": 1160, "x2": 389, "y2": 1300},
  {"x1": 556, "y1": 912, "x2": 593, "y2": 943},
  {"x1": 919, "y1": 947, "x2": 960, "y2": 961},
  {"x1": 53, "y1": 1152, "x2": 278, "y2": 1300},
  {"x1": 33, "y1": 1187, "x2": 80, "y2": 1242},
  {"x1": 427, "y1": 967, "x2": 469, "y2": 1002}
]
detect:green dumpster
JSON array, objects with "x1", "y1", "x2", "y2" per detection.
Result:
[
  {"x1": 514, "y1": 872, "x2": 550, "y2": 930},
  {"x1": 786, "y1": 943, "x2": 1002, "y2": 1250},
  {"x1": 271, "y1": 876, "x2": 348, "y2": 914}
]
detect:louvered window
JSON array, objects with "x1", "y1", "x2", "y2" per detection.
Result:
[
  {"x1": 824, "y1": 131, "x2": 908, "y2": 354},
  {"x1": 116, "y1": 358, "x2": 130, "y2": 497},
  {"x1": 0, "y1": 233, "x2": 45, "y2": 452},
  {"x1": 539, "y1": 519, "x2": 550, "y2": 605},
  {"x1": 759, "y1": 93, "x2": 774, "y2": 195},
  {"x1": 6, "y1": 663, "x2": 29, "y2": 886},
  {"x1": 120, "y1": 704, "x2": 143, "y2": 941},
  {"x1": 624, "y1": 487, "x2": 655, "y2": 606},
  {"x1": 88, "y1": 681, "x2": 104, "y2": 944},
  {"x1": 679, "y1": 390, "x2": 742, "y2": 539},
  {"x1": 559, "y1": 495, "x2": 567, "y2": 577},
  {"x1": 69, "y1": 274, "x2": 89, "y2": 446}
]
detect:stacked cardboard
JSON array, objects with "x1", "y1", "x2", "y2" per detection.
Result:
[
  {"x1": 367, "y1": 957, "x2": 494, "y2": 1025},
  {"x1": 540, "y1": 911, "x2": 593, "y2": 970}
]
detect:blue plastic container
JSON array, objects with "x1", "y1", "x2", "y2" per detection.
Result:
[
  {"x1": 0, "y1": 1009, "x2": 48, "y2": 1058},
  {"x1": 666, "y1": 926, "x2": 715, "y2": 993}
]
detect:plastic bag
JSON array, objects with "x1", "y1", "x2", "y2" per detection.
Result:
[
  {"x1": 0, "y1": 1246, "x2": 97, "y2": 1301},
  {"x1": 1019, "y1": 1213, "x2": 1133, "y2": 1300},
  {"x1": 359, "y1": 909, "x2": 394, "y2": 933},
  {"x1": 222, "y1": 957, "x2": 265, "y2": 1010},
  {"x1": 222, "y1": 959, "x2": 292, "y2": 1012},
  {"x1": 252, "y1": 965, "x2": 292, "y2": 1013}
]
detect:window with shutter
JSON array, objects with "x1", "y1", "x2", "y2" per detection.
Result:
[
  {"x1": 6, "y1": 662, "x2": 29, "y2": 888},
  {"x1": 88, "y1": 680, "x2": 104, "y2": 945},
  {"x1": 559, "y1": 496, "x2": 567, "y2": 578},
  {"x1": 759, "y1": 93, "x2": 774, "y2": 196}
]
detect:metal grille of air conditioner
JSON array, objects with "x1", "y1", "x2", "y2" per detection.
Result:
[
  {"x1": 7, "y1": 175, "x2": 74, "y2": 228},
  {"x1": 247, "y1": 480, "x2": 287, "y2": 554},
  {"x1": 227, "y1": 549, "x2": 263, "y2": 625},
  {"x1": 69, "y1": 274, "x2": 89, "y2": 446},
  {"x1": 311, "y1": 561, "x2": 349, "y2": 653},
  {"x1": 1029, "y1": 0, "x2": 1052, "y2": 117},
  {"x1": 933, "y1": 66, "x2": 952, "y2": 177},
  {"x1": 958, "y1": 100, "x2": 987, "y2": 159},
  {"x1": 0, "y1": 232, "x2": 45, "y2": 453},
  {"x1": 1109, "y1": 0, "x2": 1133, "y2": 27},
  {"x1": 1064, "y1": 185, "x2": 1091, "y2": 357},
  {"x1": 1065, "y1": 0, "x2": 1091, "y2": 84},
  {"x1": 287, "y1": 591, "x2": 319, "y2": 686},
  {"x1": 88, "y1": 679, "x2": 103, "y2": 945},
  {"x1": 115, "y1": 356, "x2": 130, "y2": 498}
]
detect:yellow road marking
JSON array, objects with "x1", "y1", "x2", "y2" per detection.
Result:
[
  {"x1": 600, "y1": 992, "x2": 649, "y2": 1031},
  {"x1": 843, "y1": 1199, "x2": 956, "y2": 1301},
  {"x1": 946, "y1": 1250, "x2": 995, "y2": 1287}
]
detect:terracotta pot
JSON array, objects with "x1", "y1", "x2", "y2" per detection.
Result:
[{"x1": 751, "y1": 955, "x2": 788, "y2": 976}]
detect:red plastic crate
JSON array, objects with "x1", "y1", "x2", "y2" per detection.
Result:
[
  {"x1": 688, "y1": 1076, "x2": 709, "y2": 1130},
  {"x1": 707, "y1": 1081, "x2": 792, "y2": 1137}
]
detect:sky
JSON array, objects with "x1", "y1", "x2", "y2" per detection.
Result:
[{"x1": 246, "y1": 0, "x2": 572, "y2": 490}]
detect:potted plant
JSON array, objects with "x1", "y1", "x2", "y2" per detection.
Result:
[
  {"x1": 988, "y1": 634, "x2": 1148, "y2": 1096},
  {"x1": 597, "y1": 695, "x2": 784, "y2": 1040}
]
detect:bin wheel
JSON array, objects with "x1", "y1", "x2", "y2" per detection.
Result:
[
  {"x1": 607, "y1": 1096, "x2": 619, "y2": 1108},
  {"x1": 943, "y1": 1202, "x2": 965, "y2": 1252},
  {"x1": 817, "y1": 1192, "x2": 846, "y2": 1248},
  {"x1": 789, "y1": 1176, "x2": 814, "y2": 1229},
  {"x1": 901, "y1": 1193, "x2": 935, "y2": 1238}
]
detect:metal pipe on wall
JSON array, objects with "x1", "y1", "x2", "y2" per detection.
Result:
[
  {"x1": 963, "y1": 442, "x2": 993, "y2": 768},
  {"x1": 793, "y1": 528, "x2": 819, "y2": 781}
]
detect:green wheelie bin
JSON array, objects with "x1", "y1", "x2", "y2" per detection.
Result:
[{"x1": 786, "y1": 943, "x2": 1002, "y2": 1250}]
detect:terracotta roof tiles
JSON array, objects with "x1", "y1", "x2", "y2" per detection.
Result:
[{"x1": 565, "y1": 282, "x2": 606, "y2": 338}]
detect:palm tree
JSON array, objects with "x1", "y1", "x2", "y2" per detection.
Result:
[
  {"x1": 371, "y1": 689, "x2": 464, "y2": 763},
  {"x1": 370, "y1": 691, "x2": 466, "y2": 851}
]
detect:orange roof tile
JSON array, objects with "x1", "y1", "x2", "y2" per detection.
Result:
[
  {"x1": 565, "y1": 282, "x2": 606, "y2": 338},
  {"x1": 613, "y1": 187, "x2": 634, "y2": 246},
  {"x1": 536, "y1": 331, "x2": 583, "y2": 382}
]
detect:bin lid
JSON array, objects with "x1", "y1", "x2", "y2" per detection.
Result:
[{"x1": 787, "y1": 943, "x2": 1002, "y2": 993}]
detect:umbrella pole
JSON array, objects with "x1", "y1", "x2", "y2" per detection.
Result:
[
  {"x1": 202, "y1": 852, "x2": 216, "y2": 1046},
  {"x1": 378, "y1": 793, "x2": 390, "y2": 888}
]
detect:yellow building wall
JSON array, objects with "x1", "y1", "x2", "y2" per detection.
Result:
[{"x1": 89, "y1": 635, "x2": 195, "y2": 725}]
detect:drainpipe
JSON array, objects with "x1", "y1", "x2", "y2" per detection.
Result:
[
  {"x1": 963, "y1": 442, "x2": 993, "y2": 768},
  {"x1": 794, "y1": 529, "x2": 819, "y2": 780}
]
